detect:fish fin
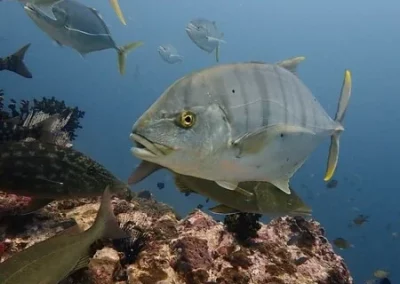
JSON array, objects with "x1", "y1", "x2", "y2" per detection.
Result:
[
  {"x1": 324, "y1": 70, "x2": 352, "y2": 181},
  {"x1": 117, "y1": 41, "x2": 144, "y2": 75},
  {"x1": 8, "y1": 43, "x2": 32, "y2": 78},
  {"x1": 214, "y1": 181, "x2": 253, "y2": 197},
  {"x1": 269, "y1": 178, "x2": 291, "y2": 195},
  {"x1": 92, "y1": 186, "x2": 129, "y2": 239},
  {"x1": 36, "y1": 111, "x2": 72, "y2": 144},
  {"x1": 69, "y1": 254, "x2": 91, "y2": 275},
  {"x1": 276, "y1": 56, "x2": 306, "y2": 76},
  {"x1": 170, "y1": 54, "x2": 184, "y2": 62},
  {"x1": 216, "y1": 181, "x2": 237, "y2": 191},
  {"x1": 33, "y1": 3, "x2": 57, "y2": 20},
  {"x1": 19, "y1": 198, "x2": 54, "y2": 215},
  {"x1": 209, "y1": 204, "x2": 240, "y2": 215},
  {"x1": 128, "y1": 161, "x2": 162, "y2": 185},
  {"x1": 234, "y1": 124, "x2": 315, "y2": 155},
  {"x1": 173, "y1": 174, "x2": 196, "y2": 195},
  {"x1": 215, "y1": 45, "x2": 219, "y2": 62},
  {"x1": 109, "y1": 0, "x2": 126, "y2": 25},
  {"x1": 206, "y1": 36, "x2": 226, "y2": 44}
]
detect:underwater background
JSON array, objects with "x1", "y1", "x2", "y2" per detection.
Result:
[{"x1": 1, "y1": 0, "x2": 399, "y2": 282}]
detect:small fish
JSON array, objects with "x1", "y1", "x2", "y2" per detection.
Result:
[
  {"x1": 129, "y1": 57, "x2": 352, "y2": 196},
  {"x1": 333, "y1": 237, "x2": 353, "y2": 249},
  {"x1": 158, "y1": 44, "x2": 184, "y2": 64},
  {"x1": 173, "y1": 173, "x2": 311, "y2": 216},
  {"x1": 156, "y1": 182, "x2": 164, "y2": 190},
  {"x1": 352, "y1": 214, "x2": 369, "y2": 226},
  {"x1": 24, "y1": 0, "x2": 143, "y2": 75},
  {"x1": 326, "y1": 179, "x2": 338, "y2": 189},
  {"x1": 0, "y1": 44, "x2": 32, "y2": 78},
  {"x1": 186, "y1": 18, "x2": 225, "y2": 62},
  {"x1": 374, "y1": 270, "x2": 390, "y2": 279},
  {"x1": 0, "y1": 140, "x2": 131, "y2": 214},
  {"x1": 0, "y1": 187, "x2": 128, "y2": 284}
]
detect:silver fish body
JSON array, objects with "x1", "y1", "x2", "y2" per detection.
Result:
[
  {"x1": 158, "y1": 44, "x2": 183, "y2": 64},
  {"x1": 185, "y1": 18, "x2": 225, "y2": 62},
  {"x1": 24, "y1": 0, "x2": 143, "y2": 74},
  {"x1": 130, "y1": 58, "x2": 352, "y2": 195}
]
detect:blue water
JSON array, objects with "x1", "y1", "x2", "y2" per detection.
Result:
[{"x1": 1, "y1": 0, "x2": 400, "y2": 282}]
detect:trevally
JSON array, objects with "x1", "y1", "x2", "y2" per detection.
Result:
[
  {"x1": 0, "y1": 188, "x2": 128, "y2": 284},
  {"x1": 0, "y1": 43, "x2": 32, "y2": 78},
  {"x1": 185, "y1": 18, "x2": 225, "y2": 62},
  {"x1": 129, "y1": 56, "x2": 352, "y2": 196},
  {"x1": 16, "y1": 0, "x2": 127, "y2": 26},
  {"x1": 158, "y1": 44, "x2": 184, "y2": 64},
  {"x1": 24, "y1": 0, "x2": 143, "y2": 75},
  {"x1": 0, "y1": 140, "x2": 131, "y2": 214}
]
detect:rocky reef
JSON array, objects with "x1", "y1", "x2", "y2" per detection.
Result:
[{"x1": 0, "y1": 192, "x2": 353, "y2": 284}]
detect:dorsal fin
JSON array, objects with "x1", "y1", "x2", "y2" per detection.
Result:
[{"x1": 275, "y1": 56, "x2": 306, "y2": 76}]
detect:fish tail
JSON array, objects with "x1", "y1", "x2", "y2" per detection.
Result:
[
  {"x1": 4, "y1": 43, "x2": 33, "y2": 78},
  {"x1": 91, "y1": 186, "x2": 129, "y2": 239},
  {"x1": 109, "y1": 0, "x2": 127, "y2": 25},
  {"x1": 117, "y1": 41, "x2": 144, "y2": 75},
  {"x1": 324, "y1": 69, "x2": 352, "y2": 181}
]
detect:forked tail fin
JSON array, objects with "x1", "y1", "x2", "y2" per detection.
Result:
[{"x1": 324, "y1": 69, "x2": 352, "y2": 181}]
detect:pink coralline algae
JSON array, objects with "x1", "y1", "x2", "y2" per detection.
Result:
[{"x1": 0, "y1": 191, "x2": 353, "y2": 284}]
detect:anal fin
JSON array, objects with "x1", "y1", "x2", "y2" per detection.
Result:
[
  {"x1": 209, "y1": 204, "x2": 240, "y2": 215},
  {"x1": 269, "y1": 178, "x2": 291, "y2": 195}
]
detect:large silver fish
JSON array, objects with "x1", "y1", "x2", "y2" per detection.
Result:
[
  {"x1": 24, "y1": 0, "x2": 143, "y2": 75},
  {"x1": 129, "y1": 57, "x2": 352, "y2": 196},
  {"x1": 185, "y1": 18, "x2": 225, "y2": 62},
  {"x1": 158, "y1": 44, "x2": 184, "y2": 64},
  {"x1": 174, "y1": 173, "x2": 311, "y2": 216}
]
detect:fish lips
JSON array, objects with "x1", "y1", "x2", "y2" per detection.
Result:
[{"x1": 129, "y1": 133, "x2": 173, "y2": 159}]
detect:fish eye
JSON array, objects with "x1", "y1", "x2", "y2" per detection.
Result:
[{"x1": 178, "y1": 110, "x2": 196, "y2": 128}]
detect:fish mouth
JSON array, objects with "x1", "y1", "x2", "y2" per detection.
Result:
[
  {"x1": 24, "y1": 4, "x2": 36, "y2": 13},
  {"x1": 185, "y1": 23, "x2": 197, "y2": 33},
  {"x1": 130, "y1": 133, "x2": 172, "y2": 159}
]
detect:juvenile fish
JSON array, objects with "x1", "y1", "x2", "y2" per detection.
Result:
[
  {"x1": 158, "y1": 44, "x2": 184, "y2": 64},
  {"x1": 0, "y1": 187, "x2": 128, "y2": 284},
  {"x1": 129, "y1": 57, "x2": 352, "y2": 196},
  {"x1": 0, "y1": 44, "x2": 32, "y2": 78},
  {"x1": 0, "y1": 141, "x2": 131, "y2": 214},
  {"x1": 24, "y1": 0, "x2": 143, "y2": 75},
  {"x1": 186, "y1": 18, "x2": 225, "y2": 62}
]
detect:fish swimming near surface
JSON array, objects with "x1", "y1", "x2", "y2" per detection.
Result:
[
  {"x1": 173, "y1": 173, "x2": 311, "y2": 216},
  {"x1": 24, "y1": 0, "x2": 143, "y2": 74},
  {"x1": 158, "y1": 44, "x2": 184, "y2": 64},
  {"x1": 185, "y1": 18, "x2": 225, "y2": 62},
  {"x1": 129, "y1": 56, "x2": 352, "y2": 196},
  {"x1": 0, "y1": 187, "x2": 128, "y2": 284},
  {"x1": 0, "y1": 140, "x2": 131, "y2": 214},
  {"x1": 0, "y1": 43, "x2": 33, "y2": 78}
]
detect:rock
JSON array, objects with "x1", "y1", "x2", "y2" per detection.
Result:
[{"x1": 0, "y1": 192, "x2": 353, "y2": 284}]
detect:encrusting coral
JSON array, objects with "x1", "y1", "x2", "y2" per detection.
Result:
[{"x1": 0, "y1": 193, "x2": 353, "y2": 284}]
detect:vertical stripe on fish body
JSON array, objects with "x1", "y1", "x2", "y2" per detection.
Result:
[{"x1": 131, "y1": 59, "x2": 352, "y2": 195}]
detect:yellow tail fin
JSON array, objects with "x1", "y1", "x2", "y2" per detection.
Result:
[
  {"x1": 117, "y1": 41, "x2": 144, "y2": 75},
  {"x1": 324, "y1": 69, "x2": 352, "y2": 181},
  {"x1": 109, "y1": 0, "x2": 126, "y2": 25}
]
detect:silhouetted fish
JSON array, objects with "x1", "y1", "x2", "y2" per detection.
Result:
[{"x1": 0, "y1": 44, "x2": 32, "y2": 78}]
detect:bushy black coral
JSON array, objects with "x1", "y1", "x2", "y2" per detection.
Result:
[
  {"x1": 224, "y1": 213, "x2": 262, "y2": 243},
  {"x1": 0, "y1": 91, "x2": 85, "y2": 141}
]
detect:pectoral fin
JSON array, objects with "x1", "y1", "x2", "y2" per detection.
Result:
[
  {"x1": 215, "y1": 181, "x2": 253, "y2": 198},
  {"x1": 269, "y1": 178, "x2": 291, "y2": 195},
  {"x1": 209, "y1": 204, "x2": 241, "y2": 215},
  {"x1": 34, "y1": 4, "x2": 57, "y2": 20},
  {"x1": 234, "y1": 124, "x2": 315, "y2": 156}
]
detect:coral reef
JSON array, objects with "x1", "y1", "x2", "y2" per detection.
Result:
[
  {"x1": 0, "y1": 91, "x2": 85, "y2": 141},
  {"x1": 0, "y1": 193, "x2": 353, "y2": 284}
]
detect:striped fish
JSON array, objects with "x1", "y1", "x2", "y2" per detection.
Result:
[{"x1": 129, "y1": 57, "x2": 352, "y2": 196}]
